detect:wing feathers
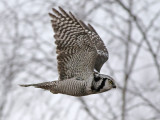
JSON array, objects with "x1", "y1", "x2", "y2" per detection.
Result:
[
  {"x1": 52, "y1": 8, "x2": 64, "y2": 17},
  {"x1": 69, "y1": 11, "x2": 79, "y2": 22},
  {"x1": 49, "y1": 7, "x2": 108, "y2": 80},
  {"x1": 79, "y1": 20, "x2": 90, "y2": 31},
  {"x1": 88, "y1": 24, "x2": 98, "y2": 34},
  {"x1": 59, "y1": 7, "x2": 70, "y2": 17}
]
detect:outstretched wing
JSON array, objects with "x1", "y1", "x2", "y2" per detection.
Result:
[
  {"x1": 49, "y1": 7, "x2": 98, "y2": 80},
  {"x1": 87, "y1": 24, "x2": 108, "y2": 72}
]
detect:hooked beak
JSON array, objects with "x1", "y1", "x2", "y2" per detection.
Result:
[{"x1": 113, "y1": 85, "x2": 116, "y2": 88}]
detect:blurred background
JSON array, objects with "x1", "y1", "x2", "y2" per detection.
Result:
[{"x1": 0, "y1": 0, "x2": 160, "y2": 120}]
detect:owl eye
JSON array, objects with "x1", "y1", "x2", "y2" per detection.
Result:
[{"x1": 108, "y1": 80, "x2": 113, "y2": 85}]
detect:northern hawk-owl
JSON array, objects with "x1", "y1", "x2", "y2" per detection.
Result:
[{"x1": 20, "y1": 7, "x2": 116, "y2": 96}]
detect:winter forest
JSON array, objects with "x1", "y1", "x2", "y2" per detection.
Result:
[{"x1": 0, "y1": 0, "x2": 160, "y2": 120}]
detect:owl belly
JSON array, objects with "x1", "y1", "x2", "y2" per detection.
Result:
[{"x1": 52, "y1": 79, "x2": 88, "y2": 96}]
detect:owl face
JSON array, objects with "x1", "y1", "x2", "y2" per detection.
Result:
[
  {"x1": 93, "y1": 73, "x2": 116, "y2": 93},
  {"x1": 97, "y1": 77, "x2": 116, "y2": 93}
]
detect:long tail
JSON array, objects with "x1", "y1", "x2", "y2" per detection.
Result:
[{"x1": 19, "y1": 81, "x2": 55, "y2": 90}]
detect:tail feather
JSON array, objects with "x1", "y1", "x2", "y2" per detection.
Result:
[
  {"x1": 19, "y1": 84, "x2": 36, "y2": 87},
  {"x1": 19, "y1": 81, "x2": 55, "y2": 90}
]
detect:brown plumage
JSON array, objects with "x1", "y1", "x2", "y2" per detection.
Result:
[{"x1": 20, "y1": 7, "x2": 116, "y2": 96}]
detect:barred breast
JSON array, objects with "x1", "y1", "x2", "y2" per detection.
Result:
[{"x1": 52, "y1": 79, "x2": 88, "y2": 96}]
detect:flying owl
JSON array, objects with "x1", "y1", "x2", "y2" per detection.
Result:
[{"x1": 20, "y1": 7, "x2": 116, "y2": 96}]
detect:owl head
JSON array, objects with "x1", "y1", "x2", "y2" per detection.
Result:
[{"x1": 92, "y1": 73, "x2": 116, "y2": 93}]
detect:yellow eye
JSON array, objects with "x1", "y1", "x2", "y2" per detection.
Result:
[{"x1": 109, "y1": 80, "x2": 113, "y2": 85}]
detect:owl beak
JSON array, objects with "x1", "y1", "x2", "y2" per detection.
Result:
[{"x1": 113, "y1": 85, "x2": 116, "y2": 88}]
